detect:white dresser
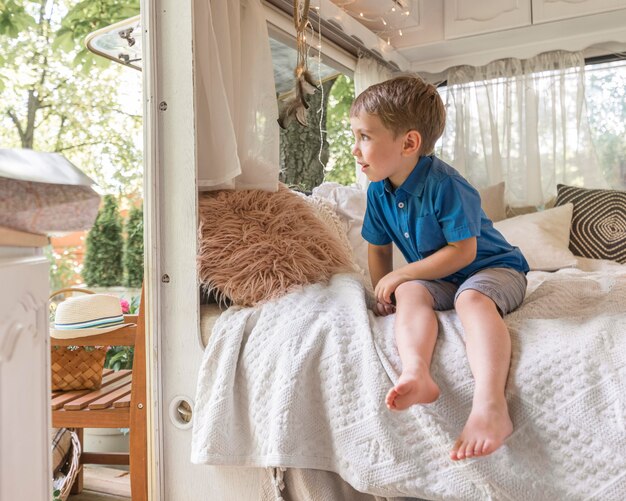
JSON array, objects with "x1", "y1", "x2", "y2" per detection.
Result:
[{"x1": 0, "y1": 235, "x2": 51, "y2": 501}]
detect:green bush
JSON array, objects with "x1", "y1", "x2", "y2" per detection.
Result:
[
  {"x1": 325, "y1": 74, "x2": 356, "y2": 185},
  {"x1": 123, "y1": 205, "x2": 144, "y2": 288},
  {"x1": 105, "y1": 345, "x2": 134, "y2": 371},
  {"x1": 83, "y1": 195, "x2": 124, "y2": 287}
]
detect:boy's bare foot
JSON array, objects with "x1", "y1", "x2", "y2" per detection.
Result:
[
  {"x1": 450, "y1": 399, "x2": 513, "y2": 461},
  {"x1": 385, "y1": 368, "x2": 440, "y2": 410}
]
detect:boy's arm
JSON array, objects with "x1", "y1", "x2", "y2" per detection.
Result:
[
  {"x1": 375, "y1": 237, "x2": 477, "y2": 304},
  {"x1": 368, "y1": 243, "x2": 398, "y2": 315},
  {"x1": 368, "y1": 242, "x2": 393, "y2": 290}
]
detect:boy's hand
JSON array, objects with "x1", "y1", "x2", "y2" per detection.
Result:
[
  {"x1": 375, "y1": 270, "x2": 410, "y2": 305},
  {"x1": 374, "y1": 301, "x2": 396, "y2": 316}
]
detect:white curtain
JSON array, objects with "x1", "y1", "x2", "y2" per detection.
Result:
[
  {"x1": 354, "y1": 57, "x2": 394, "y2": 190},
  {"x1": 194, "y1": 0, "x2": 279, "y2": 191},
  {"x1": 439, "y1": 51, "x2": 604, "y2": 207}
]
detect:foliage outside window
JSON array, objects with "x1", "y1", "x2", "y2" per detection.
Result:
[{"x1": 325, "y1": 74, "x2": 356, "y2": 186}]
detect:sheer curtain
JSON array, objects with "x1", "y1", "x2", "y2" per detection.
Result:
[
  {"x1": 439, "y1": 51, "x2": 604, "y2": 207},
  {"x1": 354, "y1": 57, "x2": 394, "y2": 189},
  {"x1": 194, "y1": 0, "x2": 279, "y2": 191}
]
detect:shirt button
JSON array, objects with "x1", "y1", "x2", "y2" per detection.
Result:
[
  {"x1": 404, "y1": 232, "x2": 410, "y2": 238},
  {"x1": 398, "y1": 202, "x2": 405, "y2": 209}
]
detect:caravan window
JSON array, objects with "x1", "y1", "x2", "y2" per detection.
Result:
[
  {"x1": 585, "y1": 59, "x2": 626, "y2": 188},
  {"x1": 436, "y1": 56, "x2": 626, "y2": 205},
  {"x1": 269, "y1": 35, "x2": 355, "y2": 191}
]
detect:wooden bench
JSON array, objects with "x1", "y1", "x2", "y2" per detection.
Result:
[{"x1": 51, "y1": 289, "x2": 147, "y2": 500}]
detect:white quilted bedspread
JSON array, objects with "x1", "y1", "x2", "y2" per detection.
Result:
[{"x1": 191, "y1": 265, "x2": 626, "y2": 500}]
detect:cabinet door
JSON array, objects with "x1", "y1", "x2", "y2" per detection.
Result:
[
  {"x1": 444, "y1": 0, "x2": 531, "y2": 39},
  {"x1": 392, "y1": 0, "x2": 444, "y2": 48},
  {"x1": 0, "y1": 254, "x2": 50, "y2": 501},
  {"x1": 532, "y1": 0, "x2": 626, "y2": 23}
]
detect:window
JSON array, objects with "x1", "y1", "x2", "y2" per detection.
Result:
[
  {"x1": 270, "y1": 36, "x2": 356, "y2": 191},
  {"x1": 436, "y1": 53, "x2": 626, "y2": 206},
  {"x1": 585, "y1": 59, "x2": 626, "y2": 188}
]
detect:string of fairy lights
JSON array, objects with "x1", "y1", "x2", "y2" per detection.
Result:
[{"x1": 332, "y1": 0, "x2": 413, "y2": 46}]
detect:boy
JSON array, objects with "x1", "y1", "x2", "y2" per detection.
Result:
[{"x1": 350, "y1": 75, "x2": 529, "y2": 461}]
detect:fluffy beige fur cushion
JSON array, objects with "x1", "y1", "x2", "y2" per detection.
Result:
[{"x1": 197, "y1": 184, "x2": 354, "y2": 306}]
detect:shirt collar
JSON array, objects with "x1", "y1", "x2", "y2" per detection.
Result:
[{"x1": 382, "y1": 155, "x2": 433, "y2": 198}]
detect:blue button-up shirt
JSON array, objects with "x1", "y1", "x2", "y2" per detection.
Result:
[{"x1": 361, "y1": 155, "x2": 529, "y2": 283}]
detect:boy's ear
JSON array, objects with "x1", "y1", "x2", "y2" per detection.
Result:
[{"x1": 402, "y1": 130, "x2": 422, "y2": 156}]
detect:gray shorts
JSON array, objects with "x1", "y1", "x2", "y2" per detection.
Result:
[{"x1": 410, "y1": 268, "x2": 527, "y2": 315}]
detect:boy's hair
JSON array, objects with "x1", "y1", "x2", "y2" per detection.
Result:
[{"x1": 350, "y1": 75, "x2": 446, "y2": 156}]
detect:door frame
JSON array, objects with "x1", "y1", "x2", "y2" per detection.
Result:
[{"x1": 142, "y1": 0, "x2": 199, "y2": 498}]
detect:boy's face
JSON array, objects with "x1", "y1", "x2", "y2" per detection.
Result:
[{"x1": 350, "y1": 112, "x2": 419, "y2": 186}]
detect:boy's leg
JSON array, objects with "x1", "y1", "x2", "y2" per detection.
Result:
[
  {"x1": 385, "y1": 281, "x2": 441, "y2": 410},
  {"x1": 451, "y1": 289, "x2": 513, "y2": 460}
]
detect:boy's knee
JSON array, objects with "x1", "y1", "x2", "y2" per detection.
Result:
[
  {"x1": 395, "y1": 281, "x2": 434, "y2": 307},
  {"x1": 455, "y1": 289, "x2": 495, "y2": 311}
]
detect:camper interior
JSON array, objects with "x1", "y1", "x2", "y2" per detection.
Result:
[
  {"x1": 144, "y1": 1, "x2": 626, "y2": 500},
  {"x1": 2, "y1": 1, "x2": 625, "y2": 501}
]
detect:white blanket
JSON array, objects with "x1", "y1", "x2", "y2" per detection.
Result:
[{"x1": 191, "y1": 266, "x2": 626, "y2": 500}]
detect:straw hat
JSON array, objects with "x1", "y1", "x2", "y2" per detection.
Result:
[{"x1": 51, "y1": 294, "x2": 130, "y2": 339}]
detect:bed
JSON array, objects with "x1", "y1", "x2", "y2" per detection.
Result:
[{"x1": 191, "y1": 183, "x2": 626, "y2": 501}]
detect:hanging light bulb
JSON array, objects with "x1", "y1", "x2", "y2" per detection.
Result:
[
  {"x1": 391, "y1": 7, "x2": 396, "y2": 12},
  {"x1": 398, "y1": 29, "x2": 403, "y2": 36},
  {"x1": 387, "y1": 37, "x2": 391, "y2": 45},
  {"x1": 381, "y1": 18, "x2": 387, "y2": 26},
  {"x1": 359, "y1": 12, "x2": 364, "y2": 17}
]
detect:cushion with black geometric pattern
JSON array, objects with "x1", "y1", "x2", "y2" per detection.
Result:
[{"x1": 555, "y1": 184, "x2": 626, "y2": 264}]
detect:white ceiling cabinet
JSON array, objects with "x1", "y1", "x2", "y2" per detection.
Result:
[
  {"x1": 532, "y1": 0, "x2": 626, "y2": 24},
  {"x1": 443, "y1": 0, "x2": 531, "y2": 39},
  {"x1": 397, "y1": 0, "x2": 626, "y2": 72}
]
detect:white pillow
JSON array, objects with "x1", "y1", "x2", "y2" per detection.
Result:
[
  {"x1": 311, "y1": 183, "x2": 408, "y2": 276},
  {"x1": 478, "y1": 181, "x2": 506, "y2": 222},
  {"x1": 493, "y1": 203, "x2": 577, "y2": 271}
]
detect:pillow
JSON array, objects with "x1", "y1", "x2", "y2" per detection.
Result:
[
  {"x1": 304, "y1": 194, "x2": 355, "y2": 262},
  {"x1": 493, "y1": 203, "x2": 577, "y2": 271},
  {"x1": 478, "y1": 181, "x2": 506, "y2": 222},
  {"x1": 311, "y1": 183, "x2": 408, "y2": 276},
  {"x1": 555, "y1": 184, "x2": 626, "y2": 264},
  {"x1": 197, "y1": 184, "x2": 354, "y2": 306}
]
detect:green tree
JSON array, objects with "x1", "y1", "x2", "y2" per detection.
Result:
[
  {"x1": 123, "y1": 204, "x2": 143, "y2": 288},
  {"x1": 0, "y1": 0, "x2": 142, "y2": 195},
  {"x1": 279, "y1": 77, "x2": 337, "y2": 191},
  {"x1": 83, "y1": 194, "x2": 124, "y2": 287},
  {"x1": 325, "y1": 74, "x2": 356, "y2": 185}
]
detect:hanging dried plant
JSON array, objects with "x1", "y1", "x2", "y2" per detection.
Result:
[{"x1": 278, "y1": 0, "x2": 320, "y2": 129}]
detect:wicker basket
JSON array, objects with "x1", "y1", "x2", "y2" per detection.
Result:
[
  {"x1": 52, "y1": 429, "x2": 82, "y2": 501},
  {"x1": 51, "y1": 346, "x2": 107, "y2": 391},
  {"x1": 50, "y1": 288, "x2": 107, "y2": 391}
]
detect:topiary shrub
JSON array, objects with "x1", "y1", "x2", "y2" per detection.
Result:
[
  {"x1": 83, "y1": 195, "x2": 124, "y2": 287},
  {"x1": 123, "y1": 204, "x2": 144, "y2": 288}
]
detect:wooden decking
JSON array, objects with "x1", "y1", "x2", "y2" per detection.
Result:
[{"x1": 68, "y1": 465, "x2": 130, "y2": 500}]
